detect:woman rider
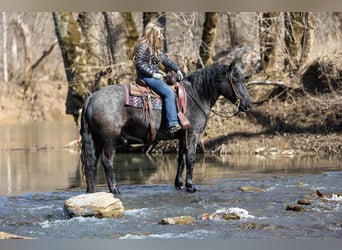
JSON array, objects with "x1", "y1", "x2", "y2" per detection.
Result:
[{"x1": 133, "y1": 22, "x2": 183, "y2": 134}]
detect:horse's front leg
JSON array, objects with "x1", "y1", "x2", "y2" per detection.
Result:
[
  {"x1": 175, "y1": 134, "x2": 186, "y2": 190},
  {"x1": 102, "y1": 147, "x2": 120, "y2": 194},
  {"x1": 185, "y1": 136, "x2": 199, "y2": 193}
]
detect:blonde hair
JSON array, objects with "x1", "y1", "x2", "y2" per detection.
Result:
[{"x1": 133, "y1": 22, "x2": 164, "y2": 61}]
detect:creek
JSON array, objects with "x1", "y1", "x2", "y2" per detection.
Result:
[{"x1": 0, "y1": 121, "x2": 341, "y2": 239}]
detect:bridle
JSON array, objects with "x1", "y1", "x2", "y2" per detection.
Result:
[
  {"x1": 228, "y1": 70, "x2": 241, "y2": 110},
  {"x1": 210, "y1": 71, "x2": 241, "y2": 118}
]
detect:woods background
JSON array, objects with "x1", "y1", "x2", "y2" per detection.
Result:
[{"x1": 0, "y1": 12, "x2": 341, "y2": 155}]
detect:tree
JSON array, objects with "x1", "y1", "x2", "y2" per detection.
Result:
[
  {"x1": 198, "y1": 12, "x2": 218, "y2": 67},
  {"x1": 259, "y1": 12, "x2": 313, "y2": 76},
  {"x1": 102, "y1": 12, "x2": 116, "y2": 65},
  {"x1": 13, "y1": 15, "x2": 33, "y2": 89},
  {"x1": 2, "y1": 12, "x2": 8, "y2": 83},
  {"x1": 227, "y1": 12, "x2": 239, "y2": 47},
  {"x1": 52, "y1": 12, "x2": 102, "y2": 123},
  {"x1": 258, "y1": 12, "x2": 284, "y2": 74},
  {"x1": 120, "y1": 12, "x2": 139, "y2": 60}
]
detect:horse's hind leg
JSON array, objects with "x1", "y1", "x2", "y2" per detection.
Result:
[
  {"x1": 101, "y1": 146, "x2": 120, "y2": 194},
  {"x1": 81, "y1": 126, "x2": 101, "y2": 193},
  {"x1": 85, "y1": 149, "x2": 101, "y2": 193}
]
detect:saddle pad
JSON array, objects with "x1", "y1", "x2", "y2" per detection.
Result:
[{"x1": 124, "y1": 85, "x2": 162, "y2": 110}]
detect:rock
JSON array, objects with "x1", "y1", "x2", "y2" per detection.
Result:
[
  {"x1": 64, "y1": 192, "x2": 124, "y2": 218},
  {"x1": 254, "y1": 147, "x2": 267, "y2": 154},
  {"x1": 202, "y1": 207, "x2": 254, "y2": 220},
  {"x1": 0, "y1": 231, "x2": 34, "y2": 239},
  {"x1": 254, "y1": 147, "x2": 295, "y2": 156},
  {"x1": 297, "y1": 199, "x2": 312, "y2": 205},
  {"x1": 281, "y1": 149, "x2": 295, "y2": 155},
  {"x1": 159, "y1": 216, "x2": 195, "y2": 225},
  {"x1": 222, "y1": 213, "x2": 241, "y2": 220},
  {"x1": 286, "y1": 204, "x2": 306, "y2": 212},
  {"x1": 202, "y1": 211, "x2": 240, "y2": 220},
  {"x1": 240, "y1": 186, "x2": 264, "y2": 192}
]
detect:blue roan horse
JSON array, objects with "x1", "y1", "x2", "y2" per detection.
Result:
[{"x1": 80, "y1": 62, "x2": 252, "y2": 194}]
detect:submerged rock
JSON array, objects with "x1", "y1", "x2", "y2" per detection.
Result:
[
  {"x1": 64, "y1": 192, "x2": 124, "y2": 218},
  {"x1": 286, "y1": 204, "x2": 306, "y2": 212},
  {"x1": 240, "y1": 186, "x2": 265, "y2": 192},
  {"x1": 159, "y1": 216, "x2": 195, "y2": 225},
  {"x1": 240, "y1": 223, "x2": 263, "y2": 230},
  {"x1": 297, "y1": 199, "x2": 312, "y2": 205}
]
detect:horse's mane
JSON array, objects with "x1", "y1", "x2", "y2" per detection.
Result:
[{"x1": 185, "y1": 64, "x2": 228, "y2": 98}]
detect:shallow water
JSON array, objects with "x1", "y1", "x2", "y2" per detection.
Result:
[{"x1": 0, "y1": 121, "x2": 341, "y2": 239}]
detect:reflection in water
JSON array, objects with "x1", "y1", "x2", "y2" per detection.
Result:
[
  {"x1": 0, "y1": 121, "x2": 80, "y2": 195},
  {"x1": 0, "y1": 121, "x2": 341, "y2": 196},
  {"x1": 103, "y1": 153, "x2": 342, "y2": 188}
]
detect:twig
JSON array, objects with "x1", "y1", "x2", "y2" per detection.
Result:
[
  {"x1": 247, "y1": 80, "x2": 286, "y2": 87},
  {"x1": 62, "y1": 138, "x2": 81, "y2": 148},
  {"x1": 31, "y1": 42, "x2": 57, "y2": 71}
]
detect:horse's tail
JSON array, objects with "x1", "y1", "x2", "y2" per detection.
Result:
[{"x1": 80, "y1": 96, "x2": 97, "y2": 192}]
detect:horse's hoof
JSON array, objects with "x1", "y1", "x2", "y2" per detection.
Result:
[
  {"x1": 175, "y1": 180, "x2": 184, "y2": 190},
  {"x1": 186, "y1": 184, "x2": 198, "y2": 193},
  {"x1": 86, "y1": 188, "x2": 95, "y2": 193},
  {"x1": 111, "y1": 187, "x2": 120, "y2": 194}
]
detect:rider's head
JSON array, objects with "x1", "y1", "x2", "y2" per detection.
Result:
[{"x1": 144, "y1": 22, "x2": 164, "y2": 50}]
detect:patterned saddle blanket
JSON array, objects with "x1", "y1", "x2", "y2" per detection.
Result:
[
  {"x1": 124, "y1": 83, "x2": 163, "y2": 110},
  {"x1": 123, "y1": 81, "x2": 186, "y2": 111}
]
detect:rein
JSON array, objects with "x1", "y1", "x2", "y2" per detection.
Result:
[
  {"x1": 210, "y1": 106, "x2": 240, "y2": 118},
  {"x1": 228, "y1": 70, "x2": 241, "y2": 109},
  {"x1": 180, "y1": 81, "x2": 208, "y2": 117}
]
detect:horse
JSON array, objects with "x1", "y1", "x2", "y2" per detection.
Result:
[{"x1": 80, "y1": 62, "x2": 252, "y2": 194}]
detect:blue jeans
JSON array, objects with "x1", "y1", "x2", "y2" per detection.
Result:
[{"x1": 142, "y1": 77, "x2": 179, "y2": 128}]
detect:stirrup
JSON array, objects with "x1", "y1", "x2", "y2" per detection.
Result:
[{"x1": 167, "y1": 124, "x2": 182, "y2": 134}]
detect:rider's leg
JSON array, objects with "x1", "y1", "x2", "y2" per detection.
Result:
[{"x1": 142, "y1": 77, "x2": 180, "y2": 131}]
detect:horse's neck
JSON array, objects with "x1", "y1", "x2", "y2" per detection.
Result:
[{"x1": 186, "y1": 80, "x2": 219, "y2": 115}]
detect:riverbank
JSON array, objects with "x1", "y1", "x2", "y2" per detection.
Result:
[
  {"x1": 155, "y1": 89, "x2": 342, "y2": 157},
  {"x1": 202, "y1": 90, "x2": 342, "y2": 156}
]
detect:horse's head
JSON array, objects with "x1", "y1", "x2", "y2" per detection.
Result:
[{"x1": 221, "y1": 62, "x2": 252, "y2": 112}]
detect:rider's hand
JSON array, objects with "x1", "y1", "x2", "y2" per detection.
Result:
[
  {"x1": 152, "y1": 72, "x2": 163, "y2": 80},
  {"x1": 177, "y1": 70, "x2": 183, "y2": 81}
]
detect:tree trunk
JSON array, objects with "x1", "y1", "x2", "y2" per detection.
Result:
[
  {"x1": 259, "y1": 12, "x2": 284, "y2": 74},
  {"x1": 198, "y1": 12, "x2": 218, "y2": 67},
  {"x1": 10, "y1": 36, "x2": 18, "y2": 79},
  {"x1": 284, "y1": 12, "x2": 313, "y2": 73},
  {"x1": 102, "y1": 12, "x2": 116, "y2": 65},
  {"x1": 120, "y1": 12, "x2": 139, "y2": 60},
  {"x1": 13, "y1": 17, "x2": 33, "y2": 89},
  {"x1": 2, "y1": 12, "x2": 8, "y2": 83},
  {"x1": 227, "y1": 12, "x2": 239, "y2": 47}
]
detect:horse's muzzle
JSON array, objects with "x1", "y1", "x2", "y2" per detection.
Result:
[{"x1": 239, "y1": 102, "x2": 252, "y2": 112}]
